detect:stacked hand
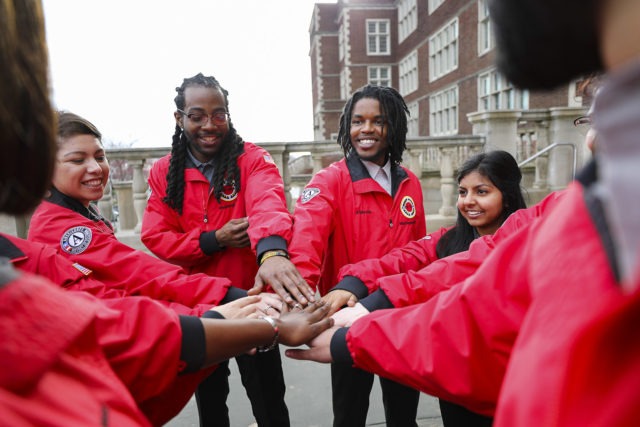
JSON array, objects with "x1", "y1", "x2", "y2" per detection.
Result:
[{"x1": 322, "y1": 289, "x2": 358, "y2": 316}]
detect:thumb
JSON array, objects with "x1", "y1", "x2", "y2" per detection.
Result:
[
  {"x1": 347, "y1": 295, "x2": 358, "y2": 307},
  {"x1": 248, "y1": 277, "x2": 264, "y2": 296}
]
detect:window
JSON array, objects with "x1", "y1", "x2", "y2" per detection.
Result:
[
  {"x1": 478, "y1": 0, "x2": 493, "y2": 55},
  {"x1": 366, "y1": 19, "x2": 390, "y2": 55},
  {"x1": 368, "y1": 66, "x2": 391, "y2": 86},
  {"x1": 430, "y1": 85, "x2": 458, "y2": 136},
  {"x1": 478, "y1": 70, "x2": 529, "y2": 111},
  {"x1": 407, "y1": 102, "x2": 419, "y2": 137},
  {"x1": 429, "y1": 0, "x2": 445, "y2": 14},
  {"x1": 398, "y1": 0, "x2": 417, "y2": 42},
  {"x1": 429, "y1": 18, "x2": 458, "y2": 81},
  {"x1": 399, "y1": 50, "x2": 418, "y2": 96}
]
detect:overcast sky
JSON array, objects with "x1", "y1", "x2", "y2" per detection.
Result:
[{"x1": 42, "y1": 0, "x2": 334, "y2": 148}]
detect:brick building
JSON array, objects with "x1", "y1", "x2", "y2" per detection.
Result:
[{"x1": 309, "y1": 0, "x2": 585, "y2": 142}]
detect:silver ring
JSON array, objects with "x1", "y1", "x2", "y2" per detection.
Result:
[
  {"x1": 265, "y1": 305, "x2": 272, "y2": 311},
  {"x1": 293, "y1": 303, "x2": 302, "y2": 309}
]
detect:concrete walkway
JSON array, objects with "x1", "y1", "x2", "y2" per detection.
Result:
[{"x1": 166, "y1": 347, "x2": 443, "y2": 427}]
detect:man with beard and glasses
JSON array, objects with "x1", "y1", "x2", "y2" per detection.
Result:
[
  {"x1": 286, "y1": 0, "x2": 640, "y2": 425},
  {"x1": 141, "y1": 73, "x2": 316, "y2": 427}
]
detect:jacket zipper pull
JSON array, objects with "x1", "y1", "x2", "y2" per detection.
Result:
[
  {"x1": 389, "y1": 219, "x2": 393, "y2": 228},
  {"x1": 204, "y1": 212, "x2": 208, "y2": 224}
]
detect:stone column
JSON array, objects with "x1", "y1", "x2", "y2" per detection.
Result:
[
  {"x1": 113, "y1": 181, "x2": 136, "y2": 231},
  {"x1": 467, "y1": 110, "x2": 522, "y2": 157},
  {"x1": 406, "y1": 147, "x2": 423, "y2": 178},
  {"x1": 264, "y1": 144, "x2": 292, "y2": 211},
  {"x1": 548, "y1": 107, "x2": 587, "y2": 190},
  {"x1": 438, "y1": 147, "x2": 457, "y2": 217},
  {"x1": 98, "y1": 181, "x2": 114, "y2": 223},
  {"x1": 129, "y1": 159, "x2": 148, "y2": 233}
]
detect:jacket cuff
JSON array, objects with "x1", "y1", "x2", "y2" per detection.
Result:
[
  {"x1": 332, "y1": 275, "x2": 369, "y2": 300},
  {"x1": 359, "y1": 289, "x2": 394, "y2": 312},
  {"x1": 199, "y1": 230, "x2": 224, "y2": 255},
  {"x1": 202, "y1": 310, "x2": 226, "y2": 320},
  {"x1": 256, "y1": 235, "x2": 288, "y2": 262},
  {"x1": 221, "y1": 286, "x2": 248, "y2": 304},
  {"x1": 178, "y1": 315, "x2": 206, "y2": 374},
  {"x1": 330, "y1": 327, "x2": 353, "y2": 364}
]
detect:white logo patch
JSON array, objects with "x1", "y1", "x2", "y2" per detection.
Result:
[
  {"x1": 300, "y1": 187, "x2": 321, "y2": 204},
  {"x1": 61, "y1": 226, "x2": 92, "y2": 255},
  {"x1": 400, "y1": 196, "x2": 417, "y2": 219}
]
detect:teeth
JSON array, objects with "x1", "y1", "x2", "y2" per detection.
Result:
[
  {"x1": 83, "y1": 179, "x2": 102, "y2": 186},
  {"x1": 358, "y1": 139, "x2": 376, "y2": 147}
]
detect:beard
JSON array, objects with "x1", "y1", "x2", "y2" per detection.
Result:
[{"x1": 488, "y1": 0, "x2": 603, "y2": 90}]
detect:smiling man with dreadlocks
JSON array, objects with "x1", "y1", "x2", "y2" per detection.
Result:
[
  {"x1": 286, "y1": 84, "x2": 426, "y2": 427},
  {"x1": 141, "y1": 73, "x2": 313, "y2": 426}
]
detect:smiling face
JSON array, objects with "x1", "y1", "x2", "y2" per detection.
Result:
[
  {"x1": 457, "y1": 170, "x2": 504, "y2": 236},
  {"x1": 53, "y1": 134, "x2": 109, "y2": 207},
  {"x1": 175, "y1": 85, "x2": 229, "y2": 163},
  {"x1": 349, "y1": 97, "x2": 389, "y2": 166}
]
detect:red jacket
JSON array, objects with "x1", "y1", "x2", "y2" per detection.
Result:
[
  {"x1": 334, "y1": 181, "x2": 637, "y2": 425},
  {"x1": 27, "y1": 191, "x2": 235, "y2": 315},
  {"x1": 141, "y1": 142, "x2": 293, "y2": 290},
  {"x1": 337, "y1": 190, "x2": 566, "y2": 307},
  {"x1": 0, "y1": 268, "x2": 209, "y2": 426},
  {"x1": 289, "y1": 156, "x2": 426, "y2": 295}
]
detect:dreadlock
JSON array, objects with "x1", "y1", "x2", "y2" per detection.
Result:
[
  {"x1": 163, "y1": 73, "x2": 245, "y2": 214},
  {"x1": 336, "y1": 84, "x2": 409, "y2": 166}
]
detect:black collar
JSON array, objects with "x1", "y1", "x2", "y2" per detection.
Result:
[
  {"x1": 345, "y1": 155, "x2": 408, "y2": 197},
  {"x1": 46, "y1": 187, "x2": 113, "y2": 230}
]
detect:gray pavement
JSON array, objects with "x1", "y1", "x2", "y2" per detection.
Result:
[{"x1": 166, "y1": 347, "x2": 443, "y2": 427}]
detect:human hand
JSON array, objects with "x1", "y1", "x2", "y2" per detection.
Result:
[
  {"x1": 321, "y1": 289, "x2": 358, "y2": 316},
  {"x1": 215, "y1": 217, "x2": 250, "y2": 248},
  {"x1": 211, "y1": 295, "x2": 262, "y2": 319},
  {"x1": 330, "y1": 303, "x2": 369, "y2": 327},
  {"x1": 249, "y1": 256, "x2": 316, "y2": 307},
  {"x1": 276, "y1": 301, "x2": 333, "y2": 347},
  {"x1": 255, "y1": 292, "x2": 285, "y2": 318},
  {"x1": 284, "y1": 326, "x2": 339, "y2": 363}
]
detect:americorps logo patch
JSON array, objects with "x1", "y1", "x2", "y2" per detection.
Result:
[
  {"x1": 300, "y1": 187, "x2": 320, "y2": 203},
  {"x1": 60, "y1": 226, "x2": 92, "y2": 254},
  {"x1": 400, "y1": 196, "x2": 417, "y2": 219}
]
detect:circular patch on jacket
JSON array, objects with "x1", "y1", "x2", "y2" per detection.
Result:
[
  {"x1": 60, "y1": 226, "x2": 92, "y2": 254},
  {"x1": 400, "y1": 196, "x2": 417, "y2": 219},
  {"x1": 220, "y1": 184, "x2": 238, "y2": 202},
  {"x1": 300, "y1": 187, "x2": 320, "y2": 204}
]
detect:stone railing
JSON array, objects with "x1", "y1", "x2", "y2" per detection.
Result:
[
  {"x1": 99, "y1": 137, "x2": 489, "y2": 235},
  {"x1": 0, "y1": 107, "x2": 588, "y2": 238}
]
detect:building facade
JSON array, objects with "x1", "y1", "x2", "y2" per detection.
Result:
[{"x1": 309, "y1": 0, "x2": 586, "y2": 143}]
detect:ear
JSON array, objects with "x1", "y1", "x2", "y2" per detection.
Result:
[{"x1": 174, "y1": 111, "x2": 184, "y2": 129}]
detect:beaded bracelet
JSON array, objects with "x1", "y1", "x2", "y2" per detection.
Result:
[
  {"x1": 259, "y1": 249, "x2": 289, "y2": 265},
  {"x1": 257, "y1": 316, "x2": 279, "y2": 352}
]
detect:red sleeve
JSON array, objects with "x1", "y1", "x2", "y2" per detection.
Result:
[
  {"x1": 141, "y1": 158, "x2": 208, "y2": 268},
  {"x1": 379, "y1": 191, "x2": 566, "y2": 308},
  {"x1": 337, "y1": 227, "x2": 448, "y2": 295},
  {"x1": 345, "y1": 224, "x2": 535, "y2": 416},
  {"x1": 289, "y1": 167, "x2": 339, "y2": 289},
  {"x1": 28, "y1": 202, "x2": 232, "y2": 308},
  {"x1": 242, "y1": 144, "x2": 293, "y2": 253},
  {"x1": 88, "y1": 295, "x2": 211, "y2": 426}
]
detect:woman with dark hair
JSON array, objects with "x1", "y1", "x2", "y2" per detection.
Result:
[{"x1": 435, "y1": 150, "x2": 527, "y2": 258}]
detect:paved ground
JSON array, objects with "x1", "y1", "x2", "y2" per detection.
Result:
[{"x1": 166, "y1": 347, "x2": 443, "y2": 427}]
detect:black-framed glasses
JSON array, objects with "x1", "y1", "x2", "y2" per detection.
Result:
[
  {"x1": 178, "y1": 109, "x2": 229, "y2": 126},
  {"x1": 573, "y1": 115, "x2": 592, "y2": 137}
]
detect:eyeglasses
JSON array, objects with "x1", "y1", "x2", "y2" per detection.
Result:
[
  {"x1": 178, "y1": 109, "x2": 229, "y2": 126},
  {"x1": 573, "y1": 115, "x2": 592, "y2": 137}
]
